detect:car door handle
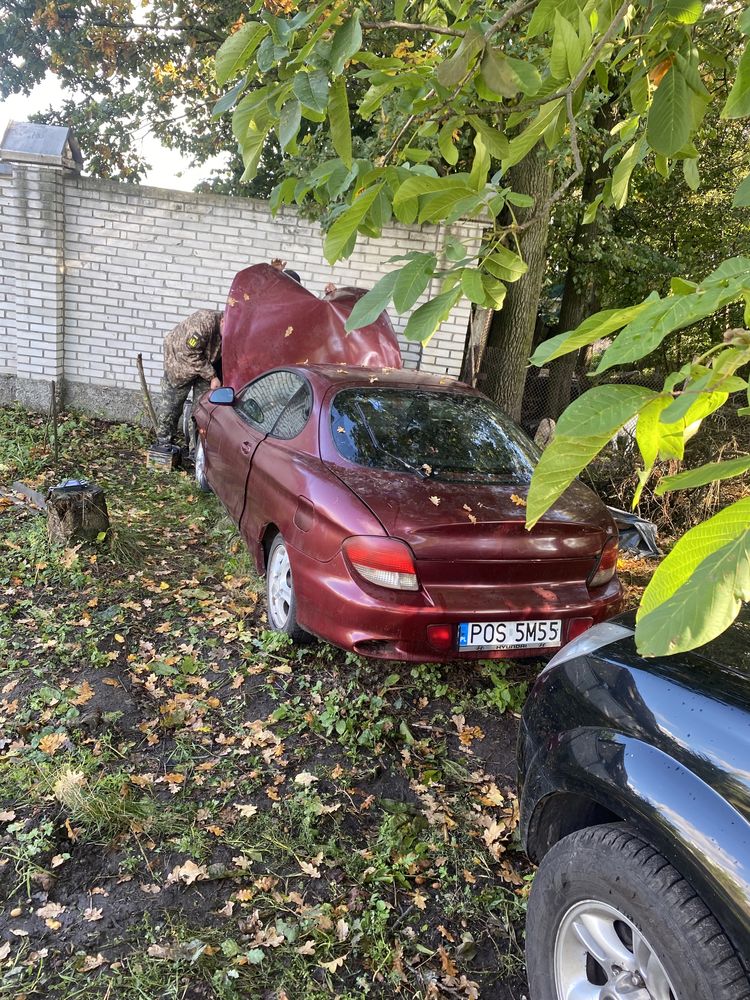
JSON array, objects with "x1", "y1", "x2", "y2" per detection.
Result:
[{"x1": 241, "y1": 441, "x2": 253, "y2": 456}]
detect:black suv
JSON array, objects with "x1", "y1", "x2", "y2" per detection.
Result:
[{"x1": 519, "y1": 609, "x2": 750, "y2": 1000}]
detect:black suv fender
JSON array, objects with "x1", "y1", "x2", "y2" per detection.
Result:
[{"x1": 521, "y1": 726, "x2": 750, "y2": 958}]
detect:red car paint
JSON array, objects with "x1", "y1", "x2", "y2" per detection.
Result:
[
  {"x1": 193, "y1": 365, "x2": 623, "y2": 662},
  {"x1": 221, "y1": 264, "x2": 402, "y2": 389}
]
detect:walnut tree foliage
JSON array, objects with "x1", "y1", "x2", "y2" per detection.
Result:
[{"x1": 214, "y1": 0, "x2": 750, "y2": 656}]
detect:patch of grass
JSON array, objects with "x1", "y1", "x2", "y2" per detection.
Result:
[{"x1": 51, "y1": 767, "x2": 154, "y2": 840}]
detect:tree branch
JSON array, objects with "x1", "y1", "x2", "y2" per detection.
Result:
[
  {"x1": 484, "y1": 0, "x2": 539, "y2": 42},
  {"x1": 361, "y1": 20, "x2": 465, "y2": 38}
]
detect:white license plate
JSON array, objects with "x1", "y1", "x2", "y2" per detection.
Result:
[{"x1": 458, "y1": 619, "x2": 562, "y2": 651}]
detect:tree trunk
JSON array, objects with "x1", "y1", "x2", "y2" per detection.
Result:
[
  {"x1": 478, "y1": 145, "x2": 554, "y2": 422},
  {"x1": 546, "y1": 104, "x2": 616, "y2": 420},
  {"x1": 47, "y1": 483, "x2": 110, "y2": 546}
]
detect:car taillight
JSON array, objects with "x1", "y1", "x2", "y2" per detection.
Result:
[
  {"x1": 588, "y1": 538, "x2": 618, "y2": 589},
  {"x1": 343, "y1": 536, "x2": 419, "y2": 591}
]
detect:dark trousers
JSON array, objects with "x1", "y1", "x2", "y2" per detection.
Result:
[{"x1": 156, "y1": 376, "x2": 211, "y2": 451}]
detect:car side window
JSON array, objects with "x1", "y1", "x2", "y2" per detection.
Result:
[
  {"x1": 236, "y1": 371, "x2": 307, "y2": 434},
  {"x1": 271, "y1": 384, "x2": 312, "y2": 440}
]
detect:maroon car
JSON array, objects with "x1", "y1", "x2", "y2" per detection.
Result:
[{"x1": 193, "y1": 364, "x2": 622, "y2": 662}]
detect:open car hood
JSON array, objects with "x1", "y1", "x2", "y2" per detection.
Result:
[{"x1": 222, "y1": 264, "x2": 402, "y2": 388}]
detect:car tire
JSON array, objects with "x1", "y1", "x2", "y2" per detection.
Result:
[
  {"x1": 526, "y1": 822, "x2": 750, "y2": 1000},
  {"x1": 194, "y1": 437, "x2": 211, "y2": 493},
  {"x1": 266, "y1": 534, "x2": 308, "y2": 642}
]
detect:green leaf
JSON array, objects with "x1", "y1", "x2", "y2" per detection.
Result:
[
  {"x1": 484, "y1": 245, "x2": 528, "y2": 283},
  {"x1": 503, "y1": 100, "x2": 564, "y2": 169},
  {"x1": 469, "y1": 117, "x2": 510, "y2": 159},
  {"x1": 663, "y1": 0, "x2": 703, "y2": 23},
  {"x1": 551, "y1": 12, "x2": 582, "y2": 80},
  {"x1": 393, "y1": 174, "x2": 466, "y2": 224},
  {"x1": 612, "y1": 137, "x2": 645, "y2": 209},
  {"x1": 481, "y1": 273, "x2": 507, "y2": 308},
  {"x1": 445, "y1": 238, "x2": 467, "y2": 262},
  {"x1": 403, "y1": 288, "x2": 462, "y2": 343},
  {"x1": 683, "y1": 156, "x2": 700, "y2": 191},
  {"x1": 293, "y1": 70, "x2": 330, "y2": 114},
  {"x1": 655, "y1": 455, "x2": 750, "y2": 495},
  {"x1": 278, "y1": 99, "x2": 301, "y2": 151},
  {"x1": 324, "y1": 184, "x2": 383, "y2": 263},
  {"x1": 344, "y1": 270, "x2": 400, "y2": 331},
  {"x1": 438, "y1": 123, "x2": 459, "y2": 165},
  {"x1": 435, "y1": 27, "x2": 485, "y2": 88},
  {"x1": 634, "y1": 394, "x2": 672, "y2": 504},
  {"x1": 658, "y1": 371, "x2": 714, "y2": 424},
  {"x1": 239, "y1": 124, "x2": 270, "y2": 183},
  {"x1": 635, "y1": 499, "x2": 750, "y2": 655},
  {"x1": 531, "y1": 300, "x2": 652, "y2": 366},
  {"x1": 480, "y1": 48, "x2": 523, "y2": 97},
  {"x1": 647, "y1": 65, "x2": 692, "y2": 156},
  {"x1": 733, "y1": 172, "x2": 750, "y2": 207},
  {"x1": 330, "y1": 14, "x2": 362, "y2": 76},
  {"x1": 461, "y1": 268, "x2": 488, "y2": 304},
  {"x1": 526, "y1": 386, "x2": 658, "y2": 528},
  {"x1": 742, "y1": 6, "x2": 750, "y2": 34},
  {"x1": 468, "y1": 132, "x2": 490, "y2": 190},
  {"x1": 212, "y1": 77, "x2": 248, "y2": 119},
  {"x1": 393, "y1": 254, "x2": 436, "y2": 313},
  {"x1": 596, "y1": 282, "x2": 745, "y2": 373},
  {"x1": 328, "y1": 77, "x2": 352, "y2": 167},
  {"x1": 417, "y1": 186, "x2": 479, "y2": 224},
  {"x1": 215, "y1": 22, "x2": 268, "y2": 86},
  {"x1": 722, "y1": 42, "x2": 750, "y2": 119}
]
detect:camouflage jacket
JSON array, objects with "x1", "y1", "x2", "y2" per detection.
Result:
[{"x1": 163, "y1": 310, "x2": 222, "y2": 386}]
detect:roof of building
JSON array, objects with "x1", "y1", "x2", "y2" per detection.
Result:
[{"x1": 0, "y1": 121, "x2": 82, "y2": 170}]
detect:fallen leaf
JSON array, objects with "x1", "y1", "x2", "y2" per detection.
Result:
[
  {"x1": 299, "y1": 861, "x2": 321, "y2": 878},
  {"x1": 413, "y1": 889, "x2": 427, "y2": 911},
  {"x1": 0, "y1": 941, "x2": 10, "y2": 961},
  {"x1": 36, "y1": 902, "x2": 66, "y2": 919},
  {"x1": 319, "y1": 954, "x2": 348, "y2": 972},
  {"x1": 429, "y1": 496, "x2": 441, "y2": 506},
  {"x1": 297, "y1": 940, "x2": 316, "y2": 955},
  {"x1": 336, "y1": 918, "x2": 350, "y2": 942},
  {"x1": 236, "y1": 803, "x2": 258, "y2": 818},
  {"x1": 77, "y1": 953, "x2": 107, "y2": 972},
  {"x1": 293, "y1": 771, "x2": 318, "y2": 787},
  {"x1": 510, "y1": 494, "x2": 527, "y2": 507},
  {"x1": 284, "y1": 326, "x2": 294, "y2": 337},
  {"x1": 439, "y1": 944, "x2": 458, "y2": 976},
  {"x1": 72, "y1": 680, "x2": 95, "y2": 706},
  {"x1": 84, "y1": 907, "x2": 103, "y2": 922},
  {"x1": 0, "y1": 810, "x2": 16, "y2": 822},
  {"x1": 167, "y1": 860, "x2": 208, "y2": 885},
  {"x1": 467, "y1": 513, "x2": 477, "y2": 524},
  {"x1": 38, "y1": 733, "x2": 66, "y2": 755}
]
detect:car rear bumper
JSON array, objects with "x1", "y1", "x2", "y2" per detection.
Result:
[{"x1": 291, "y1": 545, "x2": 623, "y2": 662}]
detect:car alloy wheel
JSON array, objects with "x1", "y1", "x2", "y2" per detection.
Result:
[
  {"x1": 526, "y1": 824, "x2": 750, "y2": 1000},
  {"x1": 267, "y1": 539, "x2": 293, "y2": 628},
  {"x1": 265, "y1": 534, "x2": 308, "y2": 641},
  {"x1": 554, "y1": 899, "x2": 678, "y2": 1000}
]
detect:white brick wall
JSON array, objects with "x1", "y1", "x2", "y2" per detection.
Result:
[{"x1": 1, "y1": 164, "x2": 484, "y2": 410}]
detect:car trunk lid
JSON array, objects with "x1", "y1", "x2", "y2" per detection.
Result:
[{"x1": 329, "y1": 467, "x2": 610, "y2": 586}]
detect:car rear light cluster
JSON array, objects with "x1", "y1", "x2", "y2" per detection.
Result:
[
  {"x1": 343, "y1": 536, "x2": 419, "y2": 591},
  {"x1": 588, "y1": 538, "x2": 618, "y2": 589}
]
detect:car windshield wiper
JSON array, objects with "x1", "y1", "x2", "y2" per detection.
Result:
[{"x1": 354, "y1": 402, "x2": 427, "y2": 478}]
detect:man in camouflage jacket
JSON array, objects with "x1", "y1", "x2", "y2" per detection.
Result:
[{"x1": 156, "y1": 309, "x2": 223, "y2": 452}]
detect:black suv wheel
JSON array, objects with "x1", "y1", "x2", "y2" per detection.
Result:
[{"x1": 526, "y1": 823, "x2": 750, "y2": 1000}]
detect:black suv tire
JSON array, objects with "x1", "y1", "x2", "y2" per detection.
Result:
[{"x1": 526, "y1": 822, "x2": 750, "y2": 1000}]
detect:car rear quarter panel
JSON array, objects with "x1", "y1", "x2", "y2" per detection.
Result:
[{"x1": 520, "y1": 655, "x2": 750, "y2": 960}]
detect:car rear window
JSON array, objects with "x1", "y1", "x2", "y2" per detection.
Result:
[{"x1": 330, "y1": 388, "x2": 539, "y2": 481}]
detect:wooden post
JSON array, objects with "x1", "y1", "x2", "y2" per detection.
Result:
[
  {"x1": 136, "y1": 354, "x2": 159, "y2": 434},
  {"x1": 49, "y1": 380, "x2": 59, "y2": 467}
]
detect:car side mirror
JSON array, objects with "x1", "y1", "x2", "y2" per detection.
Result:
[{"x1": 209, "y1": 387, "x2": 235, "y2": 405}]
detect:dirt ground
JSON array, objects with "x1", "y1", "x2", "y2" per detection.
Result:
[{"x1": 0, "y1": 407, "x2": 653, "y2": 999}]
